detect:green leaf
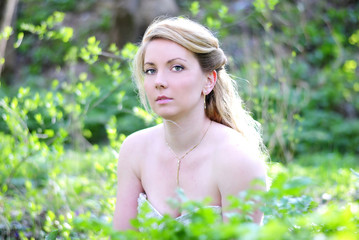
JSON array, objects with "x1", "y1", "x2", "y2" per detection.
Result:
[
  {"x1": 349, "y1": 30, "x2": 359, "y2": 46},
  {"x1": 35, "y1": 113, "x2": 43, "y2": 125},
  {"x1": 88, "y1": 36, "x2": 96, "y2": 45},
  {"x1": 109, "y1": 43, "x2": 119, "y2": 55},
  {"x1": 49, "y1": 11, "x2": 65, "y2": 26},
  {"x1": 253, "y1": 0, "x2": 279, "y2": 12},
  {"x1": 0, "y1": 26, "x2": 13, "y2": 40},
  {"x1": 11, "y1": 98, "x2": 18, "y2": 109},
  {"x1": 18, "y1": 87, "x2": 30, "y2": 98},
  {"x1": 45, "y1": 230, "x2": 59, "y2": 240},
  {"x1": 190, "y1": 1, "x2": 200, "y2": 16},
  {"x1": 45, "y1": 129, "x2": 55, "y2": 138},
  {"x1": 79, "y1": 72, "x2": 87, "y2": 81},
  {"x1": 14, "y1": 32, "x2": 24, "y2": 48},
  {"x1": 218, "y1": 5, "x2": 228, "y2": 19},
  {"x1": 59, "y1": 27, "x2": 73, "y2": 42},
  {"x1": 121, "y1": 42, "x2": 137, "y2": 60}
]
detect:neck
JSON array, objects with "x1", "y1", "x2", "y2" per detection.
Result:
[{"x1": 163, "y1": 112, "x2": 211, "y2": 155}]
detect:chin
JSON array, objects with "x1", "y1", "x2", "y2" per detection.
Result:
[
  {"x1": 155, "y1": 109, "x2": 180, "y2": 121},
  {"x1": 157, "y1": 112, "x2": 176, "y2": 120}
]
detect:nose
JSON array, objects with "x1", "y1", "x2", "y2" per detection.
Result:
[{"x1": 154, "y1": 71, "x2": 168, "y2": 89}]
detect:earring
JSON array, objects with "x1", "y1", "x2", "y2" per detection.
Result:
[{"x1": 204, "y1": 93, "x2": 207, "y2": 110}]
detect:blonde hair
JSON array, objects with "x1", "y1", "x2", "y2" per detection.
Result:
[{"x1": 133, "y1": 17, "x2": 267, "y2": 159}]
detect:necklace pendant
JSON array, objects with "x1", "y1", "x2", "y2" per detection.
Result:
[{"x1": 165, "y1": 121, "x2": 213, "y2": 188}]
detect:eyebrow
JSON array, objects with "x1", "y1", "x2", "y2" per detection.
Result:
[{"x1": 144, "y1": 57, "x2": 187, "y2": 66}]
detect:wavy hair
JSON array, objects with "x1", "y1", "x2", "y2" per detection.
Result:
[{"x1": 133, "y1": 17, "x2": 267, "y2": 159}]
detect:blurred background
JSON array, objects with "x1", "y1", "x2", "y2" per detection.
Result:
[{"x1": 0, "y1": 0, "x2": 358, "y2": 239}]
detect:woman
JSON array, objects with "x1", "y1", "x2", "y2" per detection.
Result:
[{"x1": 113, "y1": 17, "x2": 267, "y2": 231}]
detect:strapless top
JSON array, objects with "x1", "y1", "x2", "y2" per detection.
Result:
[{"x1": 137, "y1": 193, "x2": 222, "y2": 225}]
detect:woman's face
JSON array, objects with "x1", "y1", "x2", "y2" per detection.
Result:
[{"x1": 143, "y1": 39, "x2": 207, "y2": 120}]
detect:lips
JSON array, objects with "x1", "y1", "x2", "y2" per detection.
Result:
[
  {"x1": 156, "y1": 95, "x2": 173, "y2": 104},
  {"x1": 156, "y1": 95, "x2": 171, "y2": 101}
]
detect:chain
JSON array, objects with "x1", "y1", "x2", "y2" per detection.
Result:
[{"x1": 166, "y1": 121, "x2": 212, "y2": 186}]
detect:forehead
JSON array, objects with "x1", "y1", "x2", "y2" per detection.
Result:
[{"x1": 144, "y1": 39, "x2": 195, "y2": 62}]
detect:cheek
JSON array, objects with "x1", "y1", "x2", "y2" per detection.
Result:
[
  {"x1": 182, "y1": 73, "x2": 206, "y2": 94},
  {"x1": 180, "y1": 71, "x2": 203, "y2": 88},
  {"x1": 143, "y1": 80, "x2": 152, "y2": 95}
]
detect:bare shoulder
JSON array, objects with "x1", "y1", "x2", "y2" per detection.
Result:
[
  {"x1": 210, "y1": 122, "x2": 267, "y2": 191},
  {"x1": 118, "y1": 124, "x2": 162, "y2": 173},
  {"x1": 120, "y1": 124, "x2": 162, "y2": 152}
]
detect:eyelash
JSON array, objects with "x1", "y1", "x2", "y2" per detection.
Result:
[
  {"x1": 172, "y1": 65, "x2": 184, "y2": 72},
  {"x1": 143, "y1": 65, "x2": 184, "y2": 75},
  {"x1": 144, "y1": 69, "x2": 156, "y2": 75}
]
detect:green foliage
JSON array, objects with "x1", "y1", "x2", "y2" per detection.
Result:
[
  {"x1": 0, "y1": 5, "x2": 149, "y2": 238},
  {"x1": 0, "y1": 26, "x2": 13, "y2": 40},
  {"x1": 20, "y1": 11, "x2": 73, "y2": 42},
  {"x1": 45, "y1": 230, "x2": 59, "y2": 240},
  {"x1": 80, "y1": 36, "x2": 102, "y2": 65},
  {"x1": 189, "y1": 1, "x2": 200, "y2": 17},
  {"x1": 0, "y1": 0, "x2": 358, "y2": 239},
  {"x1": 188, "y1": 0, "x2": 359, "y2": 160},
  {"x1": 110, "y1": 166, "x2": 358, "y2": 239},
  {"x1": 186, "y1": 0, "x2": 235, "y2": 38},
  {"x1": 253, "y1": 0, "x2": 279, "y2": 12}
]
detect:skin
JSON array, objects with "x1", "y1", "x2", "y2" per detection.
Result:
[{"x1": 113, "y1": 39, "x2": 267, "y2": 230}]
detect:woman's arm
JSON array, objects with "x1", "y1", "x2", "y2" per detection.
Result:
[
  {"x1": 216, "y1": 146, "x2": 267, "y2": 224},
  {"x1": 113, "y1": 135, "x2": 144, "y2": 231}
]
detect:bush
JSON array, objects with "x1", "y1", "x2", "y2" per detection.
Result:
[{"x1": 0, "y1": 0, "x2": 358, "y2": 239}]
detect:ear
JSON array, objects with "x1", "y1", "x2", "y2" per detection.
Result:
[{"x1": 203, "y1": 70, "x2": 217, "y2": 95}]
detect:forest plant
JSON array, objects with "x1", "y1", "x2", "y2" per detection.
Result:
[{"x1": 0, "y1": 0, "x2": 358, "y2": 239}]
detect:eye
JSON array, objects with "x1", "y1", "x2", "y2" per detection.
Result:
[
  {"x1": 144, "y1": 68, "x2": 156, "y2": 75},
  {"x1": 171, "y1": 65, "x2": 184, "y2": 72}
]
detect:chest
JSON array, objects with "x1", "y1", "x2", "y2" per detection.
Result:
[{"x1": 140, "y1": 148, "x2": 220, "y2": 214}]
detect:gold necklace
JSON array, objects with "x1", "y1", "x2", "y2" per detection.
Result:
[{"x1": 166, "y1": 121, "x2": 212, "y2": 187}]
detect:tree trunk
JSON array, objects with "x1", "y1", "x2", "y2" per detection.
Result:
[{"x1": 0, "y1": 0, "x2": 18, "y2": 77}]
